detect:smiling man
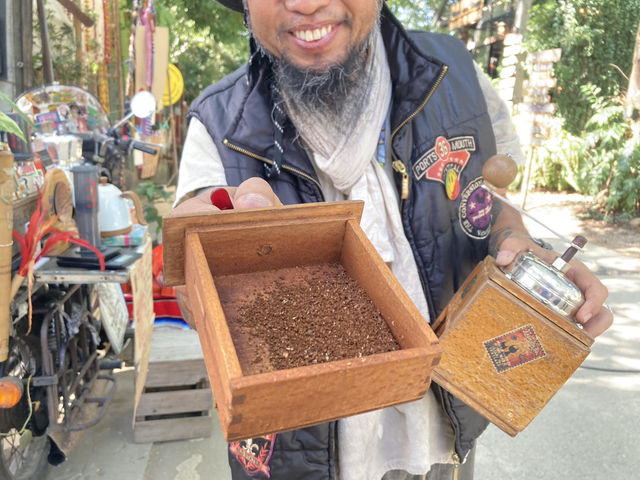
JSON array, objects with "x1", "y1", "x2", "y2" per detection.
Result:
[{"x1": 173, "y1": 1, "x2": 612, "y2": 479}]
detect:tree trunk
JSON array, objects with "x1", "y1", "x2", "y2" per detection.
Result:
[
  {"x1": 511, "y1": 0, "x2": 534, "y2": 106},
  {"x1": 627, "y1": 19, "x2": 640, "y2": 114}
]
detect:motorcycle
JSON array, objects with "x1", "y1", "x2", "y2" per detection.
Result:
[
  {"x1": 0, "y1": 85, "x2": 158, "y2": 479},
  {"x1": 14, "y1": 85, "x2": 159, "y2": 188}
]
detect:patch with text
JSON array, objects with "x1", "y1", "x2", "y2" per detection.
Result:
[
  {"x1": 229, "y1": 434, "x2": 276, "y2": 478},
  {"x1": 459, "y1": 176, "x2": 492, "y2": 239},
  {"x1": 484, "y1": 325, "x2": 546, "y2": 373},
  {"x1": 412, "y1": 135, "x2": 476, "y2": 200}
]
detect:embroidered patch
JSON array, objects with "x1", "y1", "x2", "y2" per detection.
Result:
[
  {"x1": 229, "y1": 435, "x2": 276, "y2": 478},
  {"x1": 484, "y1": 325, "x2": 546, "y2": 374},
  {"x1": 412, "y1": 136, "x2": 476, "y2": 187},
  {"x1": 459, "y1": 176, "x2": 492, "y2": 239}
]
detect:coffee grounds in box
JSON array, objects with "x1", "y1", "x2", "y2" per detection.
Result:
[{"x1": 235, "y1": 263, "x2": 400, "y2": 372}]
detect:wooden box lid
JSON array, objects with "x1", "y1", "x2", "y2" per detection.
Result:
[{"x1": 162, "y1": 201, "x2": 442, "y2": 441}]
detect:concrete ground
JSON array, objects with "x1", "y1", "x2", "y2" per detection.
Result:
[{"x1": 45, "y1": 222, "x2": 640, "y2": 479}]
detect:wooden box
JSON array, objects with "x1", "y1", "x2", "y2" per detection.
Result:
[
  {"x1": 163, "y1": 201, "x2": 442, "y2": 441},
  {"x1": 431, "y1": 256, "x2": 593, "y2": 436},
  {"x1": 134, "y1": 329, "x2": 213, "y2": 443}
]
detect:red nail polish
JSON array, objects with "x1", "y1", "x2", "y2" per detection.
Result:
[{"x1": 210, "y1": 188, "x2": 234, "y2": 210}]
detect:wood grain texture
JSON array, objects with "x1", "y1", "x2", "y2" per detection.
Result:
[
  {"x1": 225, "y1": 348, "x2": 438, "y2": 441},
  {"x1": 175, "y1": 202, "x2": 443, "y2": 441},
  {"x1": 341, "y1": 220, "x2": 440, "y2": 350},
  {"x1": 134, "y1": 328, "x2": 213, "y2": 444},
  {"x1": 433, "y1": 256, "x2": 592, "y2": 436},
  {"x1": 163, "y1": 201, "x2": 364, "y2": 286},
  {"x1": 137, "y1": 389, "x2": 212, "y2": 417},
  {"x1": 134, "y1": 416, "x2": 212, "y2": 444},
  {"x1": 185, "y1": 232, "x2": 240, "y2": 430}
]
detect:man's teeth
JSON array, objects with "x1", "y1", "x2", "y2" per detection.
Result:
[{"x1": 294, "y1": 25, "x2": 332, "y2": 42}]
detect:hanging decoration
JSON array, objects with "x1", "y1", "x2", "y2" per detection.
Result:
[
  {"x1": 163, "y1": 64, "x2": 184, "y2": 106},
  {"x1": 125, "y1": 1, "x2": 141, "y2": 97},
  {"x1": 103, "y1": 0, "x2": 111, "y2": 64},
  {"x1": 139, "y1": 0, "x2": 156, "y2": 138},
  {"x1": 83, "y1": 0, "x2": 92, "y2": 54},
  {"x1": 97, "y1": 0, "x2": 111, "y2": 114}
]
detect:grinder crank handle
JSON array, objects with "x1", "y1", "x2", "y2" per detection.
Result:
[{"x1": 551, "y1": 235, "x2": 588, "y2": 273}]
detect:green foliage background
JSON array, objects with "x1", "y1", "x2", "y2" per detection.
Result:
[
  {"x1": 525, "y1": 0, "x2": 640, "y2": 217},
  {"x1": 161, "y1": 0, "x2": 444, "y2": 102},
  {"x1": 525, "y1": 0, "x2": 640, "y2": 134}
]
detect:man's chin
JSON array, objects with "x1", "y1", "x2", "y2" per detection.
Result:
[{"x1": 282, "y1": 53, "x2": 350, "y2": 75}]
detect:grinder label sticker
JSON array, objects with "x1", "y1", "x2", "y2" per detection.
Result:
[{"x1": 484, "y1": 325, "x2": 546, "y2": 373}]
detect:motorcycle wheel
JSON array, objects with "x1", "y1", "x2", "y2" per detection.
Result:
[
  {"x1": 0, "y1": 432, "x2": 49, "y2": 480},
  {"x1": 0, "y1": 338, "x2": 50, "y2": 480}
]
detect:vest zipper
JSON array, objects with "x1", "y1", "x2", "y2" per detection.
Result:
[
  {"x1": 222, "y1": 138, "x2": 324, "y2": 193},
  {"x1": 389, "y1": 65, "x2": 449, "y2": 201},
  {"x1": 392, "y1": 160, "x2": 409, "y2": 200},
  {"x1": 452, "y1": 453, "x2": 461, "y2": 480}
]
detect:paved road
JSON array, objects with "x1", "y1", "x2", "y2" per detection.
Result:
[
  {"x1": 475, "y1": 235, "x2": 640, "y2": 479},
  {"x1": 46, "y1": 237, "x2": 640, "y2": 480}
]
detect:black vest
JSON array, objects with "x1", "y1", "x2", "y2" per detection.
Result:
[{"x1": 188, "y1": 7, "x2": 496, "y2": 477}]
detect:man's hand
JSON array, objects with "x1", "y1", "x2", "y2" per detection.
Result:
[
  {"x1": 494, "y1": 234, "x2": 613, "y2": 338},
  {"x1": 172, "y1": 177, "x2": 282, "y2": 329},
  {"x1": 172, "y1": 177, "x2": 282, "y2": 216}
]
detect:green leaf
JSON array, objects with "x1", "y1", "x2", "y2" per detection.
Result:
[
  {"x1": 0, "y1": 111, "x2": 27, "y2": 143},
  {"x1": 0, "y1": 91, "x2": 35, "y2": 129}
]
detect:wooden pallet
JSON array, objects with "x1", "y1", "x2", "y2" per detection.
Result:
[{"x1": 134, "y1": 328, "x2": 213, "y2": 443}]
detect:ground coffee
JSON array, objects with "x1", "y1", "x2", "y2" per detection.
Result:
[{"x1": 217, "y1": 263, "x2": 400, "y2": 375}]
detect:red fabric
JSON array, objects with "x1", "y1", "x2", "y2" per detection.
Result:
[
  {"x1": 121, "y1": 244, "x2": 176, "y2": 298},
  {"x1": 125, "y1": 294, "x2": 182, "y2": 320}
]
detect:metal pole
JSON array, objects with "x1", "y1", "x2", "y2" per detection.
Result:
[{"x1": 520, "y1": 146, "x2": 535, "y2": 209}]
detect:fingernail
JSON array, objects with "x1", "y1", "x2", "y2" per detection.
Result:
[
  {"x1": 234, "y1": 193, "x2": 273, "y2": 209},
  {"x1": 496, "y1": 250, "x2": 513, "y2": 265},
  {"x1": 210, "y1": 189, "x2": 234, "y2": 210}
]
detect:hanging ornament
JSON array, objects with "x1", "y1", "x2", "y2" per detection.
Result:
[
  {"x1": 124, "y1": 0, "x2": 141, "y2": 97},
  {"x1": 98, "y1": 63, "x2": 110, "y2": 115},
  {"x1": 83, "y1": 0, "x2": 92, "y2": 53},
  {"x1": 103, "y1": 0, "x2": 112, "y2": 64},
  {"x1": 140, "y1": 0, "x2": 156, "y2": 91}
]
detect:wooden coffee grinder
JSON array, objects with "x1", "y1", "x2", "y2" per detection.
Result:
[{"x1": 431, "y1": 154, "x2": 595, "y2": 436}]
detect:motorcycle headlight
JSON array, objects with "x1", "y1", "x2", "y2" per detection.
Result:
[{"x1": 0, "y1": 377, "x2": 24, "y2": 409}]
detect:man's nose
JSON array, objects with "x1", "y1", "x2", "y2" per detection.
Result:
[{"x1": 283, "y1": 0, "x2": 331, "y2": 16}]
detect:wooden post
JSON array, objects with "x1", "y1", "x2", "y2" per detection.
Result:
[{"x1": 0, "y1": 148, "x2": 15, "y2": 362}]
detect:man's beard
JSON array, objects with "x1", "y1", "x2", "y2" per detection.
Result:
[
  {"x1": 272, "y1": 33, "x2": 375, "y2": 122},
  {"x1": 244, "y1": 5, "x2": 380, "y2": 140}
]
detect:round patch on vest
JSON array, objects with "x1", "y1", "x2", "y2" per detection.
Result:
[{"x1": 459, "y1": 177, "x2": 492, "y2": 239}]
